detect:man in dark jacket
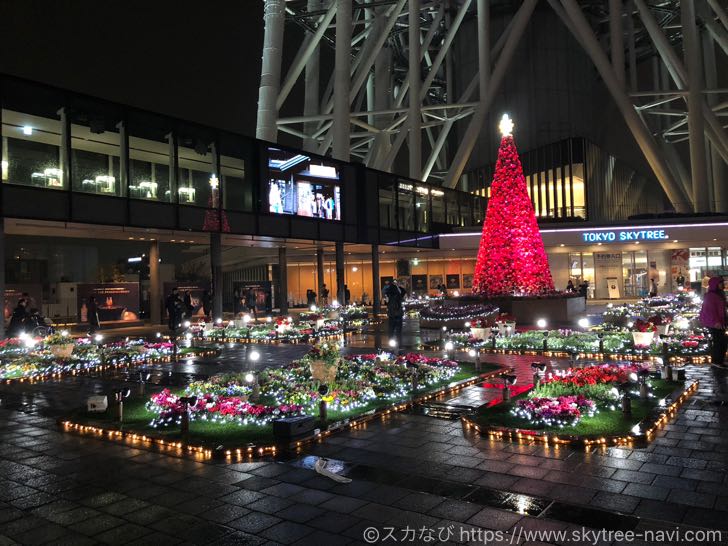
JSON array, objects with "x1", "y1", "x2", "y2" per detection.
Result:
[
  {"x1": 166, "y1": 288, "x2": 182, "y2": 331},
  {"x1": 383, "y1": 280, "x2": 406, "y2": 348},
  {"x1": 7, "y1": 299, "x2": 28, "y2": 337}
]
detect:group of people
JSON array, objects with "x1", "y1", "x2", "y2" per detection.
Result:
[
  {"x1": 232, "y1": 287, "x2": 259, "y2": 320},
  {"x1": 7, "y1": 297, "x2": 52, "y2": 337},
  {"x1": 565, "y1": 279, "x2": 590, "y2": 297},
  {"x1": 165, "y1": 288, "x2": 212, "y2": 331},
  {"x1": 700, "y1": 276, "x2": 728, "y2": 368}
]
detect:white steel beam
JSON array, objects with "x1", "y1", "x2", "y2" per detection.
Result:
[
  {"x1": 442, "y1": 0, "x2": 537, "y2": 188},
  {"x1": 332, "y1": 0, "x2": 353, "y2": 161},
  {"x1": 256, "y1": 0, "x2": 286, "y2": 141},
  {"x1": 409, "y1": 0, "x2": 422, "y2": 179},
  {"x1": 556, "y1": 0, "x2": 690, "y2": 210}
]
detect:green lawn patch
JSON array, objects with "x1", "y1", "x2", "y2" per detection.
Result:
[
  {"x1": 68, "y1": 362, "x2": 500, "y2": 448},
  {"x1": 474, "y1": 379, "x2": 680, "y2": 437}
]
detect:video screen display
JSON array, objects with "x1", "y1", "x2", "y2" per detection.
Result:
[{"x1": 267, "y1": 147, "x2": 341, "y2": 221}]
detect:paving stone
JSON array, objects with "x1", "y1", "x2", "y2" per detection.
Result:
[
  {"x1": 589, "y1": 491, "x2": 640, "y2": 514},
  {"x1": 259, "y1": 521, "x2": 314, "y2": 544},
  {"x1": 622, "y1": 483, "x2": 669, "y2": 501},
  {"x1": 633, "y1": 499, "x2": 687, "y2": 523},
  {"x1": 123, "y1": 504, "x2": 177, "y2": 526},
  {"x1": 246, "y1": 495, "x2": 295, "y2": 515},
  {"x1": 274, "y1": 503, "x2": 324, "y2": 523},
  {"x1": 611, "y1": 469, "x2": 654, "y2": 484},
  {"x1": 666, "y1": 489, "x2": 716, "y2": 508},
  {"x1": 227, "y1": 512, "x2": 282, "y2": 534},
  {"x1": 69, "y1": 514, "x2": 127, "y2": 536},
  {"x1": 318, "y1": 494, "x2": 369, "y2": 514},
  {"x1": 217, "y1": 489, "x2": 267, "y2": 507},
  {"x1": 466, "y1": 507, "x2": 523, "y2": 532},
  {"x1": 93, "y1": 522, "x2": 152, "y2": 545}
]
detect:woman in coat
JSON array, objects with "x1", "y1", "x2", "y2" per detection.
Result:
[{"x1": 699, "y1": 276, "x2": 727, "y2": 367}]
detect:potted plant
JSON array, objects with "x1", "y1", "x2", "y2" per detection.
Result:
[
  {"x1": 308, "y1": 343, "x2": 339, "y2": 383},
  {"x1": 632, "y1": 319, "x2": 656, "y2": 347},
  {"x1": 648, "y1": 314, "x2": 672, "y2": 336},
  {"x1": 495, "y1": 313, "x2": 517, "y2": 337},
  {"x1": 44, "y1": 333, "x2": 75, "y2": 359},
  {"x1": 470, "y1": 317, "x2": 494, "y2": 340}
]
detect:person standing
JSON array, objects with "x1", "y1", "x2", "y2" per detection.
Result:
[
  {"x1": 384, "y1": 279, "x2": 406, "y2": 348},
  {"x1": 202, "y1": 290, "x2": 212, "y2": 319},
  {"x1": 166, "y1": 288, "x2": 181, "y2": 331},
  {"x1": 702, "y1": 272, "x2": 712, "y2": 295},
  {"x1": 183, "y1": 291, "x2": 193, "y2": 320},
  {"x1": 649, "y1": 278, "x2": 658, "y2": 298},
  {"x1": 7, "y1": 299, "x2": 28, "y2": 337},
  {"x1": 699, "y1": 276, "x2": 727, "y2": 368},
  {"x1": 245, "y1": 288, "x2": 257, "y2": 321},
  {"x1": 321, "y1": 284, "x2": 329, "y2": 306},
  {"x1": 566, "y1": 280, "x2": 575, "y2": 292},
  {"x1": 675, "y1": 271, "x2": 686, "y2": 289},
  {"x1": 344, "y1": 284, "x2": 351, "y2": 306},
  {"x1": 87, "y1": 296, "x2": 100, "y2": 335}
]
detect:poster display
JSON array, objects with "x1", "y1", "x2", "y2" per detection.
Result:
[
  {"x1": 77, "y1": 283, "x2": 140, "y2": 323},
  {"x1": 4, "y1": 284, "x2": 43, "y2": 321},
  {"x1": 670, "y1": 249, "x2": 689, "y2": 287},
  {"x1": 267, "y1": 147, "x2": 341, "y2": 220},
  {"x1": 429, "y1": 275, "x2": 443, "y2": 290},
  {"x1": 446, "y1": 274, "x2": 460, "y2": 289},
  {"x1": 462, "y1": 274, "x2": 473, "y2": 289},
  {"x1": 411, "y1": 275, "x2": 427, "y2": 293},
  {"x1": 164, "y1": 282, "x2": 211, "y2": 318},
  {"x1": 233, "y1": 281, "x2": 272, "y2": 313}
]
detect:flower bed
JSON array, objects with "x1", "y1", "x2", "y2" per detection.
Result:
[
  {"x1": 0, "y1": 336, "x2": 214, "y2": 382},
  {"x1": 67, "y1": 344, "x2": 498, "y2": 451},
  {"x1": 436, "y1": 329, "x2": 709, "y2": 360},
  {"x1": 475, "y1": 362, "x2": 684, "y2": 441}
]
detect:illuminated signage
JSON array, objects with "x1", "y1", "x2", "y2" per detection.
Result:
[{"x1": 581, "y1": 229, "x2": 669, "y2": 243}]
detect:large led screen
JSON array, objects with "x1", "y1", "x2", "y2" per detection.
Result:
[{"x1": 267, "y1": 147, "x2": 341, "y2": 221}]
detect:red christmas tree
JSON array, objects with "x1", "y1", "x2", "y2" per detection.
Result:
[{"x1": 472, "y1": 115, "x2": 554, "y2": 296}]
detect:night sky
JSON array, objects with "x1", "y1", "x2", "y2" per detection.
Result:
[{"x1": 0, "y1": 0, "x2": 306, "y2": 141}]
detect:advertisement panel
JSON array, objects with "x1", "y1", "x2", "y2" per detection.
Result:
[
  {"x1": 77, "y1": 283, "x2": 140, "y2": 323},
  {"x1": 266, "y1": 147, "x2": 341, "y2": 220},
  {"x1": 4, "y1": 284, "x2": 43, "y2": 321},
  {"x1": 163, "y1": 282, "x2": 211, "y2": 318},
  {"x1": 233, "y1": 281, "x2": 272, "y2": 313}
]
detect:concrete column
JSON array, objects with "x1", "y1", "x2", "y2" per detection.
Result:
[
  {"x1": 303, "y1": 0, "x2": 322, "y2": 152},
  {"x1": 335, "y1": 242, "x2": 345, "y2": 305},
  {"x1": 316, "y1": 247, "x2": 325, "y2": 305},
  {"x1": 371, "y1": 244, "x2": 380, "y2": 316},
  {"x1": 408, "y1": 0, "x2": 421, "y2": 179},
  {"x1": 210, "y1": 233, "x2": 223, "y2": 319},
  {"x1": 682, "y1": 0, "x2": 709, "y2": 212},
  {"x1": 149, "y1": 240, "x2": 161, "y2": 325},
  {"x1": 256, "y1": 0, "x2": 286, "y2": 141},
  {"x1": 278, "y1": 246, "x2": 288, "y2": 314},
  {"x1": 332, "y1": 0, "x2": 352, "y2": 161}
]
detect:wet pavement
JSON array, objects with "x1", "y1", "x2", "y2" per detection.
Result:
[{"x1": 0, "y1": 321, "x2": 727, "y2": 545}]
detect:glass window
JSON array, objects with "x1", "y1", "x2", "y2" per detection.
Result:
[
  {"x1": 414, "y1": 185, "x2": 429, "y2": 233},
  {"x1": 220, "y1": 135, "x2": 252, "y2": 212},
  {"x1": 397, "y1": 181, "x2": 415, "y2": 231},
  {"x1": 446, "y1": 190, "x2": 458, "y2": 225},
  {"x1": 473, "y1": 196, "x2": 484, "y2": 225},
  {"x1": 178, "y1": 139, "x2": 214, "y2": 207},
  {"x1": 379, "y1": 177, "x2": 396, "y2": 229},
  {"x1": 431, "y1": 188, "x2": 445, "y2": 224},
  {"x1": 459, "y1": 193, "x2": 472, "y2": 227},
  {"x1": 128, "y1": 127, "x2": 171, "y2": 202},
  {"x1": 2, "y1": 109, "x2": 64, "y2": 189},
  {"x1": 71, "y1": 115, "x2": 121, "y2": 196}
]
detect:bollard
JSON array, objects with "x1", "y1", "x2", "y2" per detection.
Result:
[
  {"x1": 621, "y1": 395, "x2": 632, "y2": 415},
  {"x1": 319, "y1": 400, "x2": 328, "y2": 422},
  {"x1": 639, "y1": 383, "x2": 648, "y2": 399},
  {"x1": 502, "y1": 386, "x2": 511, "y2": 402},
  {"x1": 179, "y1": 396, "x2": 197, "y2": 442}
]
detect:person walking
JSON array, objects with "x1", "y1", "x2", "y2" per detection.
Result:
[
  {"x1": 87, "y1": 295, "x2": 100, "y2": 335},
  {"x1": 699, "y1": 276, "x2": 727, "y2": 368},
  {"x1": 383, "y1": 279, "x2": 407, "y2": 348}
]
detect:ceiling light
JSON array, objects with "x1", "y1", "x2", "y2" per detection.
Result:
[{"x1": 22, "y1": 126, "x2": 33, "y2": 135}]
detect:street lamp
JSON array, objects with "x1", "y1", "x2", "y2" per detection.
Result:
[
  {"x1": 502, "y1": 375, "x2": 517, "y2": 402},
  {"x1": 530, "y1": 362, "x2": 547, "y2": 387}
]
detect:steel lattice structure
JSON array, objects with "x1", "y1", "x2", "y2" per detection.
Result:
[{"x1": 256, "y1": 0, "x2": 728, "y2": 213}]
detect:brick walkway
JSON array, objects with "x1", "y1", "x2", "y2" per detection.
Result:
[{"x1": 0, "y1": 333, "x2": 727, "y2": 544}]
